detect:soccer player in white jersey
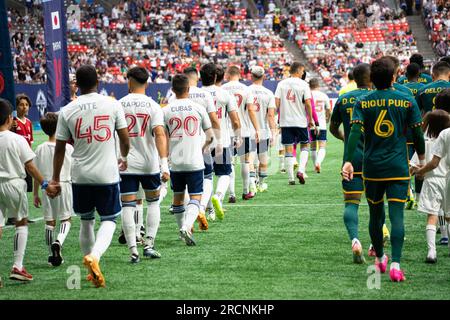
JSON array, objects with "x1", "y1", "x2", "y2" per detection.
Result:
[
  {"x1": 52, "y1": 65, "x2": 130, "y2": 288},
  {"x1": 200, "y1": 63, "x2": 241, "y2": 220},
  {"x1": 0, "y1": 99, "x2": 58, "y2": 282},
  {"x1": 164, "y1": 74, "x2": 214, "y2": 245},
  {"x1": 275, "y1": 62, "x2": 316, "y2": 185},
  {"x1": 33, "y1": 113, "x2": 74, "y2": 267},
  {"x1": 309, "y1": 78, "x2": 331, "y2": 173},
  {"x1": 223, "y1": 65, "x2": 260, "y2": 200},
  {"x1": 169, "y1": 66, "x2": 222, "y2": 230},
  {"x1": 248, "y1": 66, "x2": 277, "y2": 192},
  {"x1": 118, "y1": 67, "x2": 169, "y2": 263}
]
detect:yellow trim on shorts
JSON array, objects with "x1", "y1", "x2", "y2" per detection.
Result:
[
  {"x1": 343, "y1": 190, "x2": 364, "y2": 195},
  {"x1": 387, "y1": 198, "x2": 407, "y2": 203},
  {"x1": 344, "y1": 200, "x2": 361, "y2": 205},
  {"x1": 340, "y1": 172, "x2": 363, "y2": 179},
  {"x1": 406, "y1": 142, "x2": 414, "y2": 145},
  {"x1": 363, "y1": 176, "x2": 410, "y2": 181},
  {"x1": 367, "y1": 198, "x2": 384, "y2": 205}
]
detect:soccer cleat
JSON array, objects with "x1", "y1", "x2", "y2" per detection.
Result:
[
  {"x1": 83, "y1": 255, "x2": 105, "y2": 288},
  {"x1": 143, "y1": 246, "x2": 161, "y2": 259},
  {"x1": 197, "y1": 212, "x2": 208, "y2": 231},
  {"x1": 140, "y1": 226, "x2": 146, "y2": 238},
  {"x1": 352, "y1": 240, "x2": 365, "y2": 264},
  {"x1": 382, "y1": 224, "x2": 390, "y2": 246},
  {"x1": 280, "y1": 169, "x2": 286, "y2": 174},
  {"x1": 228, "y1": 195, "x2": 236, "y2": 203},
  {"x1": 405, "y1": 199, "x2": 416, "y2": 210},
  {"x1": 288, "y1": 180, "x2": 295, "y2": 185},
  {"x1": 118, "y1": 229, "x2": 126, "y2": 244},
  {"x1": 180, "y1": 230, "x2": 196, "y2": 246},
  {"x1": 50, "y1": 241, "x2": 64, "y2": 267},
  {"x1": 249, "y1": 184, "x2": 258, "y2": 195},
  {"x1": 389, "y1": 268, "x2": 406, "y2": 282},
  {"x1": 242, "y1": 192, "x2": 255, "y2": 200},
  {"x1": 211, "y1": 195, "x2": 224, "y2": 220},
  {"x1": 130, "y1": 253, "x2": 140, "y2": 264},
  {"x1": 257, "y1": 182, "x2": 268, "y2": 192},
  {"x1": 168, "y1": 205, "x2": 174, "y2": 214},
  {"x1": 9, "y1": 267, "x2": 33, "y2": 281},
  {"x1": 48, "y1": 256, "x2": 54, "y2": 266},
  {"x1": 438, "y1": 237, "x2": 448, "y2": 245},
  {"x1": 425, "y1": 256, "x2": 437, "y2": 264},
  {"x1": 296, "y1": 172, "x2": 306, "y2": 184},
  {"x1": 206, "y1": 207, "x2": 216, "y2": 221},
  {"x1": 375, "y1": 255, "x2": 389, "y2": 273},
  {"x1": 368, "y1": 245, "x2": 376, "y2": 257},
  {"x1": 315, "y1": 163, "x2": 321, "y2": 173}
]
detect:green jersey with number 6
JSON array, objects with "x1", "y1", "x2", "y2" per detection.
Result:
[{"x1": 351, "y1": 88, "x2": 422, "y2": 181}]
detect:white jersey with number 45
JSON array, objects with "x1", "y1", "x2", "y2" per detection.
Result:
[
  {"x1": 222, "y1": 81, "x2": 254, "y2": 138},
  {"x1": 248, "y1": 84, "x2": 276, "y2": 140},
  {"x1": 275, "y1": 77, "x2": 311, "y2": 128},
  {"x1": 56, "y1": 93, "x2": 128, "y2": 185},
  {"x1": 119, "y1": 93, "x2": 164, "y2": 175},
  {"x1": 164, "y1": 98, "x2": 212, "y2": 172}
]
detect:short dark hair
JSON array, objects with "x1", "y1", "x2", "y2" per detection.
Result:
[
  {"x1": 290, "y1": 62, "x2": 304, "y2": 75},
  {"x1": 435, "y1": 88, "x2": 450, "y2": 113},
  {"x1": 183, "y1": 67, "x2": 198, "y2": 76},
  {"x1": 385, "y1": 55, "x2": 400, "y2": 69},
  {"x1": 16, "y1": 93, "x2": 31, "y2": 107},
  {"x1": 40, "y1": 112, "x2": 58, "y2": 137},
  {"x1": 440, "y1": 56, "x2": 450, "y2": 65},
  {"x1": 215, "y1": 64, "x2": 225, "y2": 83},
  {"x1": 409, "y1": 54, "x2": 424, "y2": 68},
  {"x1": 200, "y1": 63, "x2": 216, "y2": 86},
  {"x1": 127, "y1": 66, "x2": 149, "y2": 84},
  {"x1": 370, "y1": 57, "x2": 395, "y2": 90},
  {"x1": 347, "y1": 69, "x2": 354, "y2": 81},
  {"x1": 309, "y1": 78, "x2": 320, "y2": 89},
  {"x1": 423, "y1": 109, "x2": 450, "y2": 139},
  {"x1": 76, "y1": 65, "x2": 98, "y2": 91},
  {"x1": 353, "y1": 63, "x2": 371, "y2": 87},
  {"x1": 226, "y1": 65, "x2": 241, "y2": 77},
  {"x1": 406, "y1": 63, "x2": 421, "y2": 80},
  {"x1": 0, "y1": 98, "x2": 12, "y2": 126},
  {"x1": 432, "y1": 61, "x2": 450, "y2": 77},
  {"x1": 171, "y1": 74, "x2": 189, "y2": 96}
]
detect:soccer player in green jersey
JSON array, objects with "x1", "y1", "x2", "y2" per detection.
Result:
[
  {"x1": 403, "y1": 63, "x2": 426, "y2": 97},
  {"x1": 397, "y1": 53, "x2": 433, "y2": 85},
  {"x1": 416, "y1": 61, "x2": 450, "y2": 114},
  {"x1": 386, "y1": 56, "x2": 415, "y2": 97},
  {"x1": 330, "y1": 63, "x2": 371, "y2": 264},
  {"x1": 342, "y1": 57, "x2": 426, "y2": 282}
]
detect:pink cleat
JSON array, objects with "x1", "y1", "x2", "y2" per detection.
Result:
[
  {"x1": 315, "y1": 164, "x2": 321, "y2": 173},
  {"x1": 375, "y1": 255, "x2": 389, "y2": 273},
  {"x1": 296, "y1": 172, "x2": 306, "y2": 184},
  {"x1": 368, "y1": 245, "x2": 376, "y2": 257},
  {"x1": 390, "y1": 268, "x2": 406, "y2": 282},
  {"x1": 242, "y1": 192, "x2": 255, "y2": 200}
]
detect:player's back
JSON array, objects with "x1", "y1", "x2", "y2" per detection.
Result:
[
  {"x1": 222, "y1": 81, "x2": 253, "y2": 136},
  {"x1": 398, "y1": 73, "x2": 432, "y2": 85},
  {"x1": 311, "y1": 89, "x2": 330, "y2": 129},
  {"x1": 164, "y1": 98, "x2": 212, "y2": 172},
  {"x1": 275, "y1": 77, "x2": 311, "y2": 127},
  {"x1": 56, "y1": 92, "x2": 127, "y2": 184},
  {"x1": 403, "y1": 81, "x2": 425, "y2": 98},
  {"x1": 34, "y1": 142, "x2": 73, "y2": 182},
  {"x1": 248, "y1": 84, "x2": 276, "y2": 138},
  {"x1": 0, "y1": 131, "x2": 33, "y2": 180},
  {"x1": 417, "y1": 80, "x2": 450, "y2": 113},
  {"x1": 119, "y1": 93, "x2": 163, "y2": 175}
]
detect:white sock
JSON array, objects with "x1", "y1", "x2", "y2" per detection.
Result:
[
  {"x1": 215, "y1": 175, "x2": 230, "y2": 201},
  {"x1": 91, "y1": 220, "x2": 116, "y2": 261},
  {"x1": 146, "y1": 200, "x2": 160, "y2": 240},
  {"x1": 184, "y1": 190, "x2": 190, "y2": 207},
  {"x1": 249, "y1": 172, "x2": 257, "y2": 191},
  {"x1": 241, "y1": 160, "x2": 250, "y2": 194},
  {"x1": 174, "y1": 212, "x2": 185, "y2": 229},
  {"x1": 279, "y1": 155, "x2": 285, "y2": 170},
  {"x1": 200, "y1": 178, "x2": 213, "y2": 212},
  {"x1": 286, "y1": 155, "x2": 295, "y2": 181},
  {"x1": 56, "y1": 221, "x2": 71, "y2": 246},
  {"x1": 317, "y1": 147, "x2": 326, "y2": 165},
  {"x1": 122, "y1": 206, "x2": 137, "y2": 255},
  {"x1": 159, "y1": 183, "x2": 168, "y2": 204},
  {"x1": 310, "y1": 149, "x2": 317, "y2": 165},
  {"x1": 390, "y1": 262, "x2": 400, "y2": 271},
  {"x1": 183, "y1": 200, "x2": 200, "y2": 231},
  {"x1": 45, "y1": 224, "x2": 55, "y2": 255},
  {"x1": 229, "y1": 164, "x2": 236, "y2": 196},
  {"x1": 13, "y1": 226, "x2": 28, "y2": 270},
  {"x1": 135, "y1": 203, "x2": 144, "y2": 238},
  {"x1": 80, "y1": 219, "x2": 95, "y2": 256},
  {"x1": 426, "y1": 224, "x2": 437, "y2": 258},
  {"x1": 439, "y1": 215, "x2": 448, "y2": 238},
  {"x1": 299, "y1": 149, "x2": 309, "y2": 174}
]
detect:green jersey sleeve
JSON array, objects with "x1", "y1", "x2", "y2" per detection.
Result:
[
  {"x1": 330, "y1": 99, "x2": 342, "y2": 125},
  {"x1": 350, "y1": 100, "x2": 364, "y2": 126}
]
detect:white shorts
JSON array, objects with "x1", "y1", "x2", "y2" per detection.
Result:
[
  {"x1": 43, "y1": 182, "x2": 73, "y2": 221},
  {"x1": 0, "y1": 178, "x2": 28, "y2": 221},
  {"x1": 418, "y1": 176, "x2": 445, "y2": 216}
]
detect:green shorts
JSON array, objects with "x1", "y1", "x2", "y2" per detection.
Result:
[
  {"x1": 342, "y1": 174, "x2": 364, "y2": 195},
  {"x1": 364, "y1": 179, "x2": 410, "y2": 204}
]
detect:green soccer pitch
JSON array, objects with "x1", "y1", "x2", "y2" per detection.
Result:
[{"x1": 1, "y1": 130, "x2": 450, "y2": 300}]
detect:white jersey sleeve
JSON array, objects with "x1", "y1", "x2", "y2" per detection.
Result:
[
  {"x1": 0, "y1": 131, "x2": 35, "y2": 180},
  {"x1": 433, "y1": 128, "x2": 450, "y2": 170}
]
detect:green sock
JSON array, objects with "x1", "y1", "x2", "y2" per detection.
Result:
[
  {"x1": 343, "y1": 202, "x2": 359, "y2": 240},
  {"x1": 368, "y1": 202, "x2": 385, "y2": 258},
  {"x1": 389, "y1": 201, "x2": 405, "y2": 263}
]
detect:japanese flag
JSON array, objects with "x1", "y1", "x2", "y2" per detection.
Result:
[{"x1": 51, "y1": 11, "x2": 60, "y2": 30}]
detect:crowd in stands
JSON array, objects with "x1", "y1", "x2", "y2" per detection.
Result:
[
  {"x1": 422, "y1": 0, "x2": 450, "y2": 57},
  {"x1": 10, "y1": 0, "x2": 292, "y2": 85}
]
